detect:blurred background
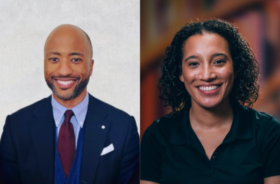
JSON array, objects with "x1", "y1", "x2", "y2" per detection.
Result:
[{"x1": 141, "y1": 0, "x2": 280, "y2": 137}]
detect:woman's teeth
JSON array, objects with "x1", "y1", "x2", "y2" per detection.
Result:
[{"x1": 199, "y1": 86, "x2": 218, "y2": 91}]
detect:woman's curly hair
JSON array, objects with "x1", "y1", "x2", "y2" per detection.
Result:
[{"x1": 158, "y1": 19, "x2": 259, "y2": 113}]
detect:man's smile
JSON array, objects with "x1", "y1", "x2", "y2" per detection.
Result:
[{"x1": 52, "y1": 77, "x2": 79, "y2": 90}]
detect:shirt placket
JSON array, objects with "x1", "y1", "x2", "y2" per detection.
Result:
[{"x1": 190, "y1": 128, "x2": 236, "y2": 179}]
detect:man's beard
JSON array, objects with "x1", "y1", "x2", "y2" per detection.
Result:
[{"x1": 46, "y1": 76, "x2": 90, "y2": 101}]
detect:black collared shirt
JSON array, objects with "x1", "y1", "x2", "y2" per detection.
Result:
[{"x1": 141, "y1": 103, "x2": 280, "y2": 184}]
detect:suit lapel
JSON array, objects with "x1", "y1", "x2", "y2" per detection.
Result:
[
  {"x1": 30, "y1": 96, "x2": 55, "y2": 184},
  {"x1": 80, "y1": 95, "x2": 111, "y2": 184}
]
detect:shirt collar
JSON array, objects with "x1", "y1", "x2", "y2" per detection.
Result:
[
  {"x1": 229, "y1": 102, "x2": 252, "y2": 140},
  {"x1": 168, "y1": 104, "x2": 192, "y2": 146},
  {"x1": 51, "y1": 93, "x2": 89, "y2": 128},
  {"x1": 168, "y1": 102, "x2": 252, "y2": 146}
]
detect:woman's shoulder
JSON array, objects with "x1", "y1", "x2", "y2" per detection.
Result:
[
  {"x1": 145, "y1": 114, "x2": 175, "y2": 133},
  {"x1": 240, "y1": 106, "x2": 280, "y2": 137},
  {"x1": 245, "y1": 107, "x2": 280, "y2": 128},
  {"x1": 143, "y1": 112, "x2": 182, "y2": 142}
]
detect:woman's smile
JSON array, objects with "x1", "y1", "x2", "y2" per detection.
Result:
[{"x1": 197, "y1": 84, "x2": 222, "y2": 95}]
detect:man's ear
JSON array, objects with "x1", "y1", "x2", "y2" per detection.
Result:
[{"x1": 89, "y1": 59, "x2": 94, "y2": 76}]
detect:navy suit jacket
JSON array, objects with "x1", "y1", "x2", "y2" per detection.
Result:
[{"x1": 0, "y1": 94, "x2": 139, "y2": 184}]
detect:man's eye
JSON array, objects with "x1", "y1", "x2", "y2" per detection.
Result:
[
  {"x1": 72, "y1": 58, "x2": 82, "y2": 62},
  {"x1": 49, "y1": 58, "x2": 59, "y2": 62}
]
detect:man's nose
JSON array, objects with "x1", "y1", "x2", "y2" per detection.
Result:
[
  {"x1": 197, "y1": 65, "x2": 217, "y2": 81},
  {"x1": 57, "y1": 60, "x2": 73, "y2": 76}
]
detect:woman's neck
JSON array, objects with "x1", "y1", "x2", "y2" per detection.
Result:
[{"x1": 189, "y1": 99, "x2": 234, "y2": 130}]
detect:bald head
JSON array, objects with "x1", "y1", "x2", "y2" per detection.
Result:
[
  {"x1": 44, "y1": 24, "x2": 93, "y2": 58},
  {"x1": 44, "y1": 24, "x2": 94, "y2": 106}
]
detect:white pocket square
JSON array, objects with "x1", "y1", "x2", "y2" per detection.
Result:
[{"x1": 101, "y1": 143, "x2": 114, "y2": 156}]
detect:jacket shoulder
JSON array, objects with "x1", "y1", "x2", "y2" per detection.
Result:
[
  {"x1": 9, "y1": 96, "x2": 51, "y2": 118},
  {"x1": 90, "y1": 95, "x2": 132, "y2": 119},
  {"x1": 88, "y1": 95, "x2": 136, "y2": 130}
]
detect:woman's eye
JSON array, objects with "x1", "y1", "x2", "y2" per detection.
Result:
[
  {"x1": 214, "y1": 60, "x2": 225, "y2": 64},
  {"x1": 188, "y1": 62, "x2": 199, "y2": 67}
]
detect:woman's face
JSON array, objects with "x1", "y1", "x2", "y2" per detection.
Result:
[{"x1": 179, "y1": 32, "x2": 235, "y2": 109}]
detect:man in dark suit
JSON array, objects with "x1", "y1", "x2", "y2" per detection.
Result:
[{"x1": 0, "y1": 25, "x2": 139, "y2": 184}]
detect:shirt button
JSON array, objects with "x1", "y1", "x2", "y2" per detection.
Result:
[{"x1": 213, "y1": 156, "x2": 216, "y2": 160}]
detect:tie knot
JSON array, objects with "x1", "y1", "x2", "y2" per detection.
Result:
[{"x1": 64, "y1": 110, "x2": 74, "y2": 122}]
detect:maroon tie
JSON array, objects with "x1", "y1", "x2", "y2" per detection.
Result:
[{"x1": 57, "y1": 110, "x2": 75, "y2": 178}]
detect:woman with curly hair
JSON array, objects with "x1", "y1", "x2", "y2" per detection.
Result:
[{"x1": 141, "y1": 19, "x2": 280, "y2": 184}]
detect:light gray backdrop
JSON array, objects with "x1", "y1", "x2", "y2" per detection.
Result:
[{"x1": 0, "y1": 0, "x2": 140, "y2": 136}]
